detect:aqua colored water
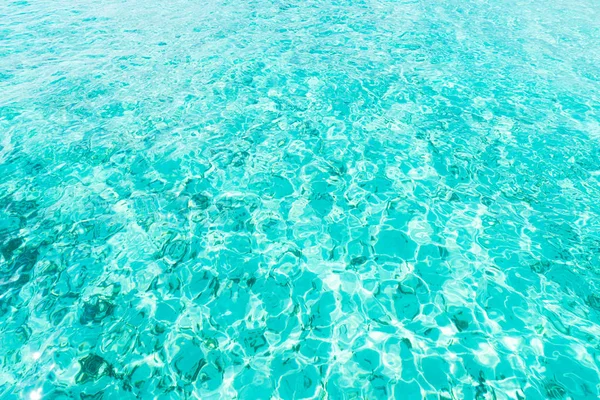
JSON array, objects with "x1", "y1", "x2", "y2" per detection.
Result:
[{"x1": 1, "y1": 0, "x2": 600, "y2": 398}]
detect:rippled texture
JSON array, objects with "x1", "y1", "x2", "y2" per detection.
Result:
[{"x1": 1, "y1": 0, "x2": 600, "y2": 398}]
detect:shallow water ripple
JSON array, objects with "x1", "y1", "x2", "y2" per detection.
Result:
[{"x1": 1, "y1": 0, "x2": 600, "y2": 398}]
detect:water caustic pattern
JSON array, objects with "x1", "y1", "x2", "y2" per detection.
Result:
[{"x1": 1, "y1": 0, "x2": 600, "y2": 398}]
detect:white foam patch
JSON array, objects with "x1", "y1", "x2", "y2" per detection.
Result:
[
  {"x1": 322, "y1": 273, "x2": 341, "y2": 291},
  {"x1": 501, "y1": 336, "x2": 521, "y2": 352}
]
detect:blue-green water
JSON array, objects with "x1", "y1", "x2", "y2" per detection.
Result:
[{"x1": 1, "y1": 0, "x2": 600, "y2": 398}]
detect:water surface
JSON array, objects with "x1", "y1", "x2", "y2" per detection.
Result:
[{"x1": 1, "y1": 0, "x2": 600, "y2": 398}]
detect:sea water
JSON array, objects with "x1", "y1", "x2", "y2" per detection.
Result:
[{"x1": 1, "y1": 0, "x2": 600, "y2": 398}]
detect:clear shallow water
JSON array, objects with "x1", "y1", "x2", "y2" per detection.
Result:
[{"x1": 1, "y1": 0, "x2": 600, "y2": 398}]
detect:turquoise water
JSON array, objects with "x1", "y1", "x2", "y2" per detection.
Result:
[{"x1": 1, "y1": 0, "x2": 600, "y2": 398}]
